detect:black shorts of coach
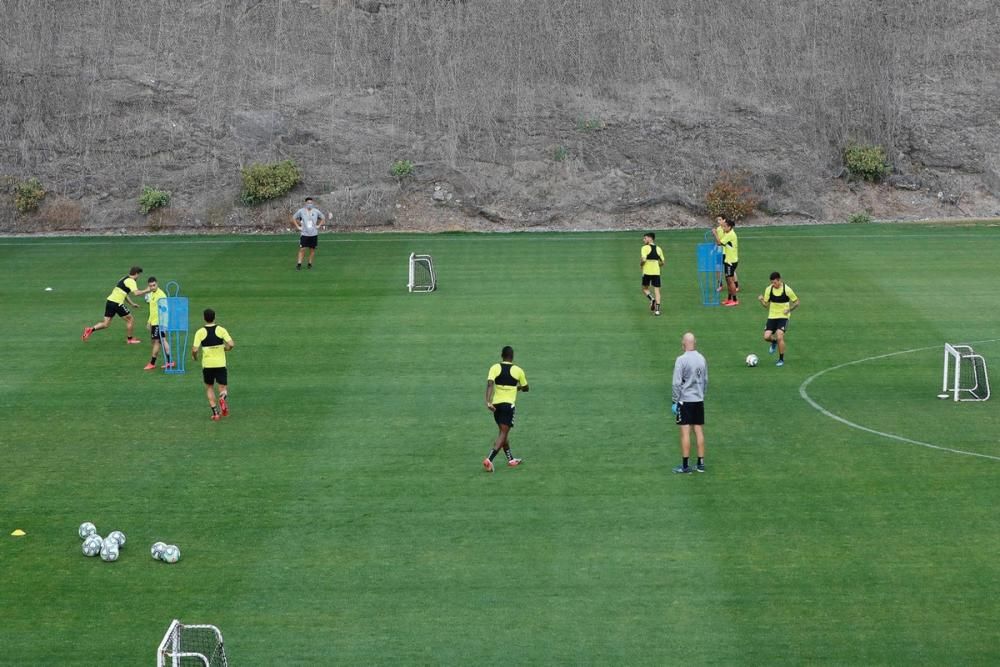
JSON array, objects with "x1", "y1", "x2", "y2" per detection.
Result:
[
  {"x1": 104, "y1": 300, "x2": 130, "y2": 318},
  {"x1": 299, "y1": 235, "x2": 318, "y2": 249},
  {"x1": 724, "y1": 261, "x2": 738, "y2": 278},
  {"x1": 675, "y1": 401, "x2": 705, "y2": 426},
  {"x1": 493, "y1": 403, "x2": 516, "y2": 427},
  {"x1": 765, "y1": 318, "x2": 789, "y2": 332},
  {"x1": 202, "y1": 367, "x2": 229, "y2": 386},
  {"x1": 641, "y1": 274, "x2": 661, "y2": 288}
]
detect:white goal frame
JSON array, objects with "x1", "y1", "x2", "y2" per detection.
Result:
[
  {"x1": 156, "y1": 619, "x2": 228, "y2": 667},
  {"x1": 941, "y1": 343, "x2": 990, "y2": 402},
  {"x1": 407, "y1": 252, "x2": 436, "y2": 292}
]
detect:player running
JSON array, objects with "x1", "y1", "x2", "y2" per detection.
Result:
[
  {"x1": 192, "y1": 308, "x2": 235, "y2": 421},
  {"x1": 640, "y1": 233, "x2": 665, "y2": 316},
  {"x1": 82, "y1": 266, "x2": 152, "y2": 344},
  {"x1": 758, "y1": 271, "x2": 800, "y2": 367},
  {"x1": 483, "y1": 346, "x2": 529, "y2": 471}
]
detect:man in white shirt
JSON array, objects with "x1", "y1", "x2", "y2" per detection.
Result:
[{"x1": 292, "y1": 197, "x2": 326, "y2": 270}]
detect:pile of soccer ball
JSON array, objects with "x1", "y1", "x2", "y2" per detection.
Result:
[{"x1": 78, "y1": 521, "x2": 180, "y2": 564}]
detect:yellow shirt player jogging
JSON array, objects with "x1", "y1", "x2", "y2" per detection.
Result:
[
  {"x1": 764, "y1": 283, "x2": 798, "y2": 319},
  {"x1": 107, "y1": 276, "x2": 138, "y2": 305},
  {"x1": 641, "y1": 243, "x2": 664, "y2": 276},
  {"x1": 192, "y1": 325, "x2": 233, "y2": 368},
  {"x1": 487, "y1": 362, "x2": 528, "y2": 405}
]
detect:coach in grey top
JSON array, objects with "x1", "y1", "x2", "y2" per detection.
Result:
[
  {"x1": 671, "y1": 332, "x2": 708, "y2": 474},
  {"x1": 293, "y1": 197, "x2": 326, "y2": 270}
]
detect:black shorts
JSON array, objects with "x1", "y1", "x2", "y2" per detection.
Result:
[
  {"x1": 675, "y1": 401, "x2": 705, "y2": 426},
  {"x1": 765, "y1": 318, "x2": 789, "y2": 333},
  {"x1": 104, "y1": 300, "x2": 130, "y2": 319},
  {"x1": 724, "y1": 262, "x2": 738, "y2": 277},
  {"x1": 642, "y1": 274, "x2": 661, "y2": 288},
  {"x1": 149, "y1": 325, "x2": 161, "y2": 342},
  {"x1": 202, "y1": 367, "x2": 229, "y2": 386},
  {"x1": 299, "y1": 235, "x2": 318, "y2": 249},
  {"x1": 493, "y1": 403, "x2": 515, "y2": 427}
]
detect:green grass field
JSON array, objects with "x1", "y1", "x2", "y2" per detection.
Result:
[{"x1": 2, "y1": 223, "x2": 999, "y2": 665}]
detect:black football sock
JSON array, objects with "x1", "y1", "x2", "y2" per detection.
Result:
[
  {"x1": 504, "y1": 448, "x2": 515, "y2": 462},
  {"x1": 779, "y1": 353, "x2": 785, "y2": 361},
  {"x1": 150, "y1": 357, "x2": 156, "y2": 365},
  {"x1": 697, "y1": 457, "x2": 704, "y2": 465},
  {"x1": 682, "y1": 457, "x2": 689, "y2": 468},
  {"x1": 488, "y1": 449, "x2": 498, "y2": 462},
  {"x1": 211, "y1": 405, "x2": 220, "y2": 415}
]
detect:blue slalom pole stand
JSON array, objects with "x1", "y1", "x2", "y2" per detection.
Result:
[
  {"x1": 159, "y1": 281, "x2": 189, "y2": 374},
  {"x1": 697, "y1": 231, "x2": 723, "y2": 306}
]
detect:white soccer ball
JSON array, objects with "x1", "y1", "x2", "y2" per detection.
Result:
[
  {"x1": 78, "y1": 522, "x2": 97, "y2": 539},
  {"x1": 746, "y1": 354, "x2": 759, "y2": 367},
  {"x1": 151, "y1": 541, "x2": 167, "y2": 560},
  {"x1": 161, "y1": 544, "x2": 180, "y2": 564},
  {"x1": 100, "y1": 543, "x2": 119, "y2": 562},
  {"x1": 107, "y1": 530, "x2": 126, "y2": 547},
  {"x1": 82, "y1": 535, "x2": 102, "y2": 557}
]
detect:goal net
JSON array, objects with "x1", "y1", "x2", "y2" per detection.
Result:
[
  {"x1": 407, "y1": 252, "x2": 436, "y2": 292},
  {"x1": 157, "y1": 620, "x2": 229, "y2": 667},
  {"x1": 941, "y1": 343, "x2": 990, "y2": 402}
]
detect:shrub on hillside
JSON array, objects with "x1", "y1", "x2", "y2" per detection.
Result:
[
  {"x1": 705, "y1": 171, "x2": 758, "y2": 221},
  {"x1": 844, "y1": 143, "x2": 890, "y2": 182},
  {"x1": 138, "y1": 186, "x2": 171, "y2": 214},
  {"x1": 390, "y1": 159, "x2": 415, "y2": 178},
  {"x1": 240, "y1": 159, "x2": 301, "y2": 205},
  {"x1": 14, "y1": 177, "x2": 46, "y2": 213},
  {"x1": 848, "y1": 211, "x2": 874, "y2": 224}
]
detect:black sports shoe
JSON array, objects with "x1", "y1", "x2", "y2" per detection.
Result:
[
  {"x1": 696, "y1": 463, "x2": 705, "y2": 473},
  {"x1": 672, "y1": 465, "x2": 693, "y2": 474}
]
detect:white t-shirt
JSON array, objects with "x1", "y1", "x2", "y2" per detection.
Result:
[{"x1": 293, "y1": 206, "x2": 325, "y2": 236}]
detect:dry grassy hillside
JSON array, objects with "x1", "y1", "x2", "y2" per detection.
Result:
[{"x1": 1, "y1": 0, "x2": 998, "y2": 231}]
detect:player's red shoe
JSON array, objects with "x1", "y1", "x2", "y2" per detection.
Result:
[
  {"x1": 82, "y1": 327, "x2": 93, "y2": 341},
  {"x1": 162, "y1": 361, "x2": 175, "y2": 369},
  {"x1": 126, "y1": 337, "x2": 141, "y2": 344},
  {"x1": 483, "y1": 458, "x2": 494, "y2": 472},
  {"x1": 507, "y1": 458, "x2": 522, "y2": 467},
  {"x1": 211, "y1": 413, "x2": 221, "y2": 421},
  {"x1": 143, "y1": 363, "x2": 156, "y2": 370},
  {"x1": 723, "y1": 300, "x2": 739, "y2": 307},
  {"x1": 219, "y1": 397, "x2": 229, "y2": 417}
]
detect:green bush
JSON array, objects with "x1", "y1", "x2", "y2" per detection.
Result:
[
  {"x1": 848, "y1": 211, "x2": 874, "y2": 224},
  {"x1": 138, "y1": 186, "x2": 171, "y2": 214},
  {"x1": 390, "y1": 160, "x2": 415, "y2": 178},
  {"x1": 844, "y1": 143, "x2": 890, "y2": 182},
  {"x1": 14, "y1": 177, "x2": 46, "y2": 213},
  {"x1": 705, "y1": 171, "x2": 759, "y2": 221},
  {"x1": 240, "y1": 159, "x2": 302, "y2": 205},
  {"x1": 552, "y1": 145, "x2": 568, "y2": 162}
]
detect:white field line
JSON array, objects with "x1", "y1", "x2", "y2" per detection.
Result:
[
  {"x1": 799, "y1": 340, "x2": 1000, "y2": 461},
  {"x1": 0, "y1": 232, "x2": 992, "y2": 247}
]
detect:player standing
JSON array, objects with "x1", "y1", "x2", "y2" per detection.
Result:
[
  {"x1": 82, "y1": 266, "x2": 152, "y2": 344},
  {"x1": 714, "y1": 216, "x2": 740, "y2": 306},
  {"x1": 758, "y1": 271, "x2": 800, "y2": 367},
  {"x1": 292, "y1": 197, "x2": 326, "y2": 270},
  {"x1": 671, "y1": 332, "x2": 708, "y2": 474},
  {"x1": 483, "y1": 346, "x2": 529, "y2": 472},
  {"x1": 640, "y1": 233, "x2": 665, "y2": 316},
  {"x1": 192, "y1": 308, "x2": 235, "y2": 421},
  {"x1": 143, "y1": 276, "x2": 173, "y2": 370}
]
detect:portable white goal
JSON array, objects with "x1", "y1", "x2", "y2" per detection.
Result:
[
  {"x1": 407, "y1": 252, "x2": 436, "y2": 292},
  {"x1": 156, "y1": 619, "x2": 229, "y2": 667},
  {"x1": 940, "y1": 343, "x2": 990, "y2": 402}
]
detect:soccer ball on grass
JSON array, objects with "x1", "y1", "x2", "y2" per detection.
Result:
[
  {"x1": 151, "y1": 541, "x2": 168, "y2": 560},
  {"x1": 82, "y1": 535, "x2": 103, "y2": 557},
  {"x1": 107, "y1": 530, "x2": 126, "y2": 547},
  {"x1": 78, "y1": 522, "x2": 97, "y2": 539},
  {"x1": 161, "y1": 544, "x2": 181, "y2": 564},
  {"x1": 745, "y1": 354, "x2": 759, "y2": 367}
]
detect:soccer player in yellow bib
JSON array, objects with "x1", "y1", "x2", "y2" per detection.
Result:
[
  {"x1": 82, "y1": 266, "x2": 152, "y2": 344},
  {"x1": 192, "y1": 308, "x2": 235, "y2": 421},
  {"x1": 714, "y1": 216, "x2": 740, "y2": 306},
  {"x1": 483, "y1": 346, "x2": 529, "y2": 472},
  {"x1": 758, "y1": 271, "x2": 800, "y2": 367},
  {"x1": 640, "y1": 233, "x2": 665, "y2": 316},
  {"x1": 143, "y1": 277, "x2": 173, "y2": 371}
]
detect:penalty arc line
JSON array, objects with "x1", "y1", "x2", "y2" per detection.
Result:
[{"x1": 799, "y1": 339, "x2": 1000, "y2": 462}]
